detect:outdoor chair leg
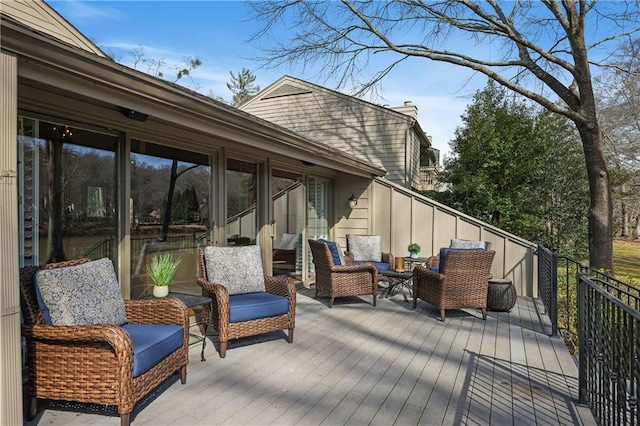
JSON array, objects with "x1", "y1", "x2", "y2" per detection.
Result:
[
  {"x1": 219, "y1": 342, "x2": 227, "y2": 358},
  {"x1": 180, "y1": 366, "x2": 187, "y2": 384},
  {"x1": 440, "y1": 309, "x2": 446, "y2": 322},
  {"x1": 27, "y1": 397, "x2": 37, "y2": 420},
  {"x1": 413, "y1": 298, "x2": 417, "y2": 309},
  {"x1": 481, "y1": 308, "x2": 487, "y2": 320},
  {"x1": 329, "y1": 297, "x2": 334, "y2": 308},
  {"x1": 288, "y1": 328, "x2": 294, "y2": 343},
  {"x1": 120, "y1": 413, "x2": 130, "y2": 426},
  {"x1": 373, "y1": 294, "x2": 377, "y2": 306}
]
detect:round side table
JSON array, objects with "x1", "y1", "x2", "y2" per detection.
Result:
[{"x1": 487, "y1": 278, "x2": 517, "y2": 312}]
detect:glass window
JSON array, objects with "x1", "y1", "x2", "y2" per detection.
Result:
[
  {"x1": 226, "y1": 158, "x2": 257, "y2": 246},
  {"x1": 130, "y1": 140, "x2": 211, "y2": 298},
  {"x1": 272, "y1": 169, "x2": 304, "y2": 279},
  {"x1": 17, "y1": 118, "x2": 118, "y2": 267}
]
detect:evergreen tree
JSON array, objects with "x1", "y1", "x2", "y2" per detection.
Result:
[
  {"x1": 429, "y1": 81, "x2": 589, "y2": 256},
  {"x1": 227, "y1": 68, "x2": 260, "y2": 106}
]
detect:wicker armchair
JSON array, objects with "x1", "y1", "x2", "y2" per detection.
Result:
[
  {"x1": 197, "y1": 245, "x2": 296, "y2": 358},
  {"x1": 426, "y1": 239, "x2": 492, "y2": 270},
  {"x1": 20, "y1": 259, "x2": 190, "y2": 426},
  {"x1": 343, "y1": 234, "x2": 394, "y2": 273},
  {"x1": 308, "y1": 239, "x2": 378, "y2": 308},
  {"x1": 413, "y1": 250, "x2": 496, "y2": 321}
]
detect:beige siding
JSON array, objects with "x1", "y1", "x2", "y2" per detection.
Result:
[
  {"x1": 369, "y1": 178, "x2": 537, "y2": 297},
  {"x1": 2, "y1": 0, "x2": 106, "y2": 57},
  {"x1": 0, "y1": 51, "x2": 22, "y2": 426},
  {"x1": 242, "y1": 79, "x2": 413, "y2": 185}
]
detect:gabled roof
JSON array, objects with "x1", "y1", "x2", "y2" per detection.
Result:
[
  {"x1": 2, "y1": 0, "x2": 108, "y2": 58},
  {"x1": 241, "y1": 75, "x2": 432, "y2": 147},
  {"x1": 1, "y1": 3, "x2": 385, "y2": 179}
]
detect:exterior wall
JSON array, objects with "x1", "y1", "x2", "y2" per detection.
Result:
[
  {"x1": 2, "y1": 0, "x2": 106, "y2": 57},
  {"x1": 371, "y1": 178, "x2": 538, "y2": 297},
  {"x1": 242, "y1": 79, "x2": 413, "y2": 185},
  {"x1": 0, "y1": 51, "x2": 22, "y2": 426}
]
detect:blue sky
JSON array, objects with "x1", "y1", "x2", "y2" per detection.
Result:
[
  {"x1": 46, "y1": 1, "x2": 630, "y2": 160},
  {"x1": 48, "y1": 0, "x2": 492, "y2": 158}
]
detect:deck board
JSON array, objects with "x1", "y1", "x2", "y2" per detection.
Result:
[{"x1": 25, "y1": 286, "x2": 593, "y2": 425}]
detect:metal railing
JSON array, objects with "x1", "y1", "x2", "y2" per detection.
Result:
[
  {"x1": 537, "y1": 243, "x2": 637, "y2": 344},
  {"x1": 578, "y1": 272, "x2": 640, "y2": 426}
]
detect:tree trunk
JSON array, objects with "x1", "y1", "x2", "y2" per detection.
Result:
[
  {"x1": 160, "y1": 160, "x2": 178, "y2": 241},
  {"x1": 46, "y1": 139, "x2": 66, "y2": 263},
  {"x1": 621, "y1": 201, "x2": 628, "y2": 237},
  {"x1": 577, "y1": 122, "x2": 614, "y2": 272}
]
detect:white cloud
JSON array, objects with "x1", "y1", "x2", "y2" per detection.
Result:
[{"x1": 52, "y1": 1, "x2": 121, "y2": 21}]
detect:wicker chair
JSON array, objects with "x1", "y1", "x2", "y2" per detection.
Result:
[
  {"x1": 197, "y1": 245, "x2": 296, "y2": 358},
  {"x1": 343, "y1": 234, "x2": 395, "y2": 272},
  {"x1": 426, "y1": 239, "x2": 492, "y2": 270},
  {"x1": 308, "y1": 239, "x2": 378, "y2": 308},
  {"x1": 412, "y1": 250, "x2": 496, "y2": 321},
  {"x1": 20, "y1": 259, "x2": 190, "y2": 426}
]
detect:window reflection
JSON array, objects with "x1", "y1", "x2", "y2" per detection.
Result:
[
  {"x1": 226, "y1": 159, "x2": 257, "y2": 246},
  {"x1": 130, "y1": 140, "x2": 210, "y2": 298},
  {"x1": 17, "y1": 118, "x2": 118, "y2": 266}
]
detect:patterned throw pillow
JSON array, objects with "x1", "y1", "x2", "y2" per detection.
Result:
[
  {"x1": 347, "y1": 235, "x2": 382, "y2": 262},
  {"x1": 450, "y1": 239, "x2": 486, "y2": 249},
  {"x1": 35, "y1": 258, "x2": 128, "y2": 326},
  {"x1": 203, "y1": 245, "x2": 266, "y2": 295},
  {"x1": 279, "y1": 233, "x2": 300, "y2": 250}
]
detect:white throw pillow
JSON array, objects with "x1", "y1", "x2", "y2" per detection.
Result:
[
  {"x1": 347, "y1": 235, "x2": 383, "y2": 262},
  {"x1": 450, "y1": 239, "x2": 486, "y2": 249}
]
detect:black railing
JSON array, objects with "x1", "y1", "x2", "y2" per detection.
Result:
[
  {"x1": 537, "y1": 243, "x2": 637, "y2": 345},
  {"x1": 578, "y1": 271, "x2": 640, "y2": 426}
]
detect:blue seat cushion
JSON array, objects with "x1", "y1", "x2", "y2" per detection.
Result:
[
  {"x1": 229, "y1": 292, "x2": 289, "y2": 323},
  {"x1": 355, "y1": 260, "x2": 390, "y2": 272},
  {"x1": 122, "y1": 324, "x2": 184, "y2": 377},
  {"x1": 439, "y1": 247, "x2": 485, "y2": 272},
  {"x1": 318, "y1": 239, "x2": 343, "y2": 266}
]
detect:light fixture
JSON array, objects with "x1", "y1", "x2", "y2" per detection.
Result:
[
  {"x1": 348, "y1": 193, "x2": 358, "y2": 209},
  {"x1": 120, "y1": 107, "x2": 148, "y2": 122}
]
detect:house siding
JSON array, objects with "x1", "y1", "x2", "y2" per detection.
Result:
[
  {"x1": 242, "y1": 79, "x2": 415, "y2": 186},
  {"x1": 2, "y1": 0, "x2": 106, "y2": 57}
]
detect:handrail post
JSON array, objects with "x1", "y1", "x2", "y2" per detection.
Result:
[
  {"x1": 550, "y1": 247, "x2": 558, "y2": 337},
  {"x1": 577, "y1": 263, "x2": 589, "y2": 405}
]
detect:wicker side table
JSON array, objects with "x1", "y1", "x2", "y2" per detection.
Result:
[{"x1": 487, "y1": 278, "x2": 517, "y2": 312}]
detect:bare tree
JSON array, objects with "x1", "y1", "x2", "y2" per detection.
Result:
[
  {"x1": 596, "y1": 38, "x2": 640, "y2": 238},
  {"x1": 250, "y1": 0, "x2": 640, "y2": 271}
]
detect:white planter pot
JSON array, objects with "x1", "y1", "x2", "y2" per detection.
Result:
[
  {"x1": 410, "y1": 252, "x2": 418, "y2": 258},
  {"x1": 153, "y1": 285, "x2": 169, "y2": 298}
]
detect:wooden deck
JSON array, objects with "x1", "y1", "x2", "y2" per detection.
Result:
[{"x1": 26, "y1": 285, "x2": 595, "y2": 425}]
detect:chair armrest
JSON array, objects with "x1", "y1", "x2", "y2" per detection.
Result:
[
  {"x1": 343, "y1": 250, "x2": 355, "y2": 266},
  {"x1": 197, "y1": 277, "x2": 230, "y2": 306},
  {"x1": 382, "y1": 252, "x2": 395, "y2": 268},
  {"x1": 125, "y1": 299, "x2": 189, "y2": 328},
  {"x1": 265, "y1": 275, "x2": 296, "y2": 300},
  {"x1": 332, "y1": 263, "x2": 378, "y2": 275},
  {"x1": 412, "y1": 265, "x2": 445, "y2": 283},
  {"x1": 22, "y1": 323, "x2": 133, "y2": 350}
]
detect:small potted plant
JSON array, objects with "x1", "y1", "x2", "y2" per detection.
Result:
[
  {"x1": 408, "y1": 243, "x2": 421, "y2": 258},
  {"x1": 146, "y1": 253, "x2": 182, "y2": 297}
]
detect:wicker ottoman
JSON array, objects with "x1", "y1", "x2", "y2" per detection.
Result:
[{"x1": 487, "y1": 278, "x2": 517, "y2": 312}]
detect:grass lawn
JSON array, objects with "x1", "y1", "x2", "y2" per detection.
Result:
[{"x1": 614, "y1": 239, "x2": 640, "y2": 283}]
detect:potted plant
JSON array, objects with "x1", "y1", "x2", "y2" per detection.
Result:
[
  {"x1": 408, "y1": 243, "x2": 421, "y2": 258},
  {"x1": 146, "y1": 253, "x2": 182, "y2": 297}
]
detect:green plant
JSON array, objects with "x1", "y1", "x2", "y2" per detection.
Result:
[
  {"x1": 408, "y1": 243, "x2": 421, "y2": 254},
  {"x1": 146, "y1": 253, "x2": 182, "y2": 286}
]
